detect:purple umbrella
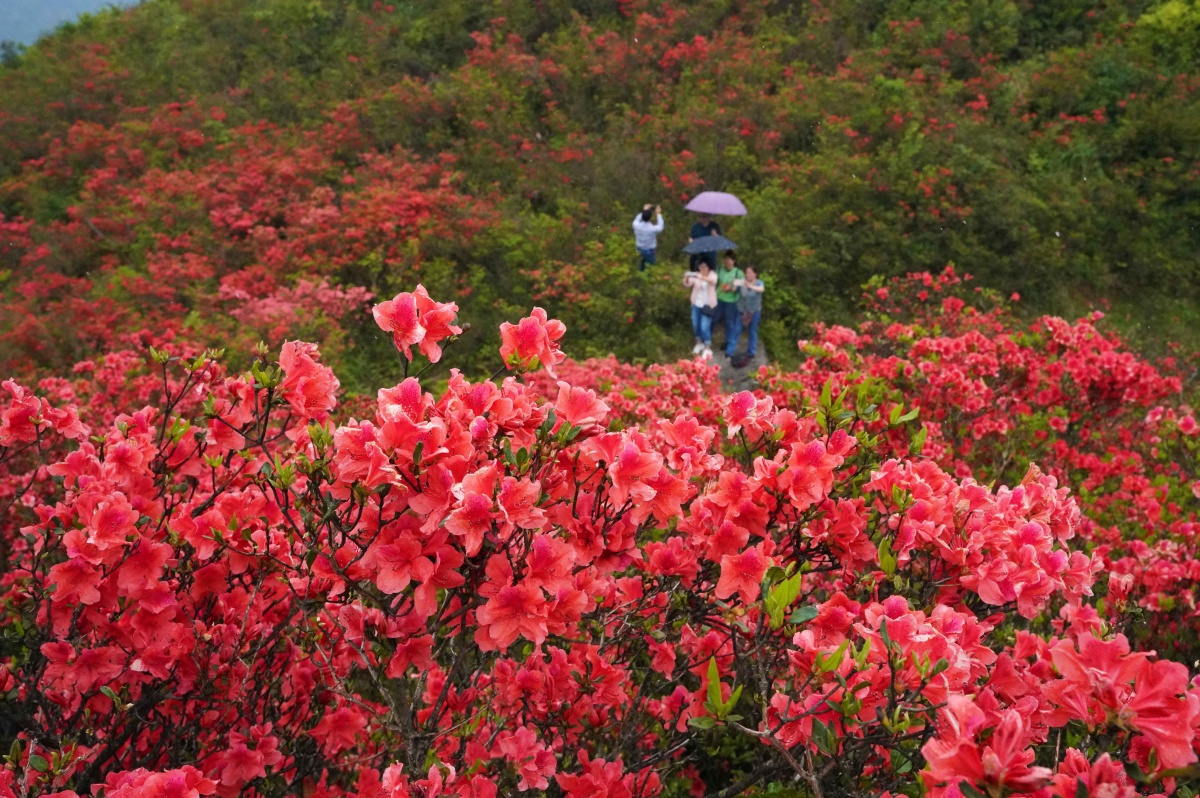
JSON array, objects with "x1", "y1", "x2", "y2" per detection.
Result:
[{"x1": 684, "y1": 191, "x2": 748, "y2": 216}]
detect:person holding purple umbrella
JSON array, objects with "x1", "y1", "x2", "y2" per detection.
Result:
[
  {"x1": 685, "y1": 192, "x2": 749, "y2": 217},
  {"x1": 687, "y1": 214, "x2": 722, "y2": 270},
  {"x1": 684, "y1": 191, "x2": 746, "y2": 269}
]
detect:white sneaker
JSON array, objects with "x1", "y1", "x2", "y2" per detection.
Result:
[
  {"x1": 702, "y1": 347, "x2": 713, "y2": 359},
  {"x1": 692, "y1": 343, "x2": 704, "y2": 355}
]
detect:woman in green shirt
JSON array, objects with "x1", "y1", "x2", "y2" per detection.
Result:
[
  {"x1": 715, "y1": 253, "x2": 744, "y2": 355},
  {"x1": 726, "y1": 265, "x2": 765, "y2": 360}
]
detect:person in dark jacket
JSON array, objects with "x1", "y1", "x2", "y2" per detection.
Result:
[{"x1": 687, "y1": 214, "x2": 722, "y2": 270}]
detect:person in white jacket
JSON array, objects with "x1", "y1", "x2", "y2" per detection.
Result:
[
  {"x1": 632, "y1": 204, "x2": 664, "y2": 271},
  {"x1": 682, "y1": 261, "x2": 718, "y2": 358}
]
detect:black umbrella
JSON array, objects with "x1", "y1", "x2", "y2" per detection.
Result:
[{"x1": 681, "y1": 235, "x2": 738, "y2": 254}]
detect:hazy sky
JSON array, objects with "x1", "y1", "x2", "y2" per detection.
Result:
[{"x1": 1, "y1": 0, "x2": 137, "y2": 45}]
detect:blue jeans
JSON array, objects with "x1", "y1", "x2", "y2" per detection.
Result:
[
  {"x1": 726, "y1": 310, "x2": 761, "y2": 357},
  {"x1": 690, "y1": 305, "x2": 712, "y2": 345},
  {"x1": 717, "y1": 300, "x2": 739, "y2": 349},
  {"x1": 638, "y1": 248, "x2": 656, "y2": 270}
]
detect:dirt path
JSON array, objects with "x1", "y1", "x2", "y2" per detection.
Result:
[
  {"x1": 711, "y1": 349, "x2": 768, "y2": 392},
  {"x1": 709, "y1": 322, "x2": 768, "y2": 392}
]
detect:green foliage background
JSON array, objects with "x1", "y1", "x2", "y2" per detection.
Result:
[{"x1": 3, "y1": 0, "x2": 1200, "y2": 383}]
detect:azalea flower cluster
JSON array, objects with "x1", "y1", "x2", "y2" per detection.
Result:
[
  {"x1": 1, "y1": 281, "x2": 1199, "y2": 798},
  {"x1": 373, "y1": 285, "x2": 463, "y2": 363}
]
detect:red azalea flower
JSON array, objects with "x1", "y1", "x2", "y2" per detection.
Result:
[{"x1": 499, "y1": 307, "x2": 566, "y2": 376}]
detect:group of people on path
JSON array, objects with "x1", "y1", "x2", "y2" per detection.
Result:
[{"x1": 632, "y1": 204, "x2": 764, "y2": 365}]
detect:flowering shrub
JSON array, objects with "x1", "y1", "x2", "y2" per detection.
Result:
[
  {"x1": 2, "y1": 280, "x2": 1199, "y2": 798},
  {"x1": 5, "y1": 4, "x2": 1200, "y2": 794}
]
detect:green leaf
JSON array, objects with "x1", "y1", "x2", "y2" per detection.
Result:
[
  {"x1": 811, "y1": 718, "x2": 837, "y2": 755},
  {"x1": 99, "y1": 686, "x2": 119, "y2": 702},
  {"x1": 706, "y1": 657, "x2": 721, "y2": 710},
  {"x1": 764, "y1": 573, "x2": 803, "y2": 629},
  {"x1": 763, "y1": 565, "x2": 788, "y2": 585},
  {"x1": 880, "y1": 618, "x2": 895, "y2": 652},
  {"x1": 790, "y1": 605, "x2": 819, "y2": 625},
  {"x1": 897, "y1": 407, "x2": 919, "y2": 424},
  {"x1": 930, "y1": 658, "x2": 949, "y2": 677},
  {"x1": 878, "y1": 537, "x2": 897, "y2": 575},
  {"x1": 687, "y1": 716, "x2": 716, "y2": 730},
  {"x1": 1075, "y1": 779, "x2": 1090, "y2": 798},
  {"x1": 1161, "y1": 764, "x2": 1200, "y2": 780},
  {"x1": 8, "y1": 740, "x2": 21, "y2": 766},
  {"x1": 958, "y1": 782, "x2": 987, "y2": 798},
  {"x1": 717, "y1": 684, "x2": 744, "y2": 719},
  {"x1": 817, "y1": 640, "x2": 849, "y2": 673},
  {"x1": 28, "y1": 754, "x2": 48, "y2": 773},
  {"x1": 910, "y1": 425, "x2": 928, "y2": 456},
  {"x1": 853, "y1": 638, "x2": 871, "y2": 670}
]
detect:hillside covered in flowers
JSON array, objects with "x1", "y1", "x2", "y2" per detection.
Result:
[
  {"x1": 6, "y1": 1, "x2": 1200, "y2": 798},
  {"x1": 4, "y1": 0, "x2": 1200, "y2": 383}
]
